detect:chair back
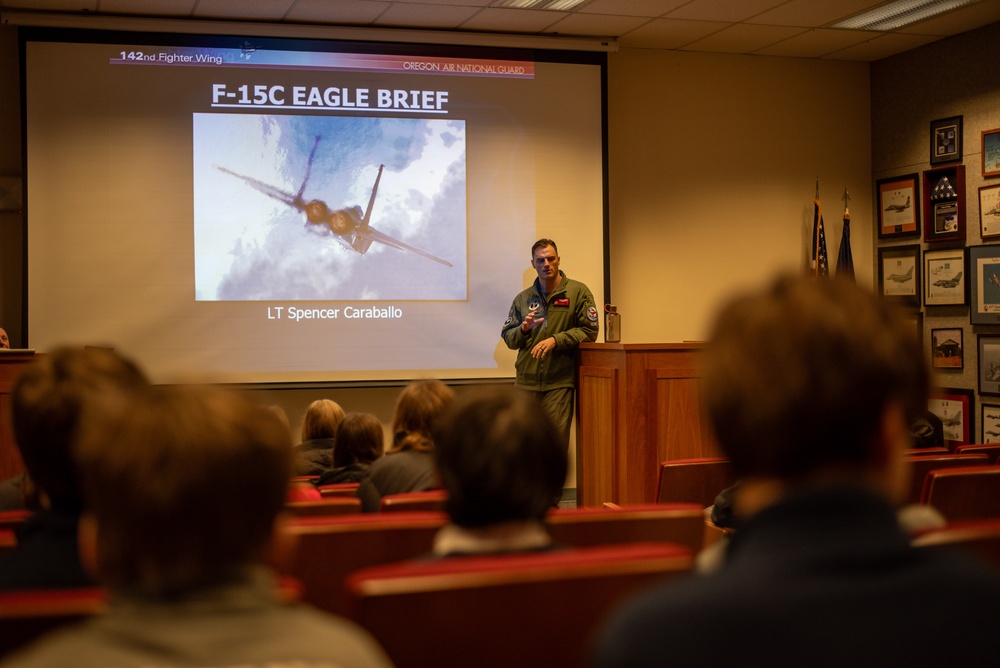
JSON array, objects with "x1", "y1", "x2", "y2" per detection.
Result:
[
  {"x1": 0, "y1": 510, "x2": 32, "y2": 531},
  {"x1": 955, "y1": 444, "x2": 1000, "y2": 464},
  {"x1": 919, "y1": 465, "x2": 1000, "y2": 522},
  {"x1": 278, "y1": 511, "x2": 446, "y2": 616},
  {"x1": 547, "y1": 503, "x2": 705, "y2": 552},
  {"x1": 656, "y1": 458, "x2": 737, "y2": 507},
  {"x1": 380, "y1": 489, "x2": 448, "y2": 512},
  {"x1": 346, "y1": 542, "x2": 693, "y2": 668},
  {"x1": 285, "y1": 497, "x2": 361, "y2": 517},
  {"x1": 913, "y1": 519, "x2": 1000, "y2": 572},
  {"x1": 903, "y1": 453, "x2": 990, "y2": 504},
  {"x1": 317, "y1": 482, "x2": 361, "y2": 497},
  {"x1": 0, "y1": 587, "x2": 106, "y2": 658}
]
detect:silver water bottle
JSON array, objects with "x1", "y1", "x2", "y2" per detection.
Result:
[{"x1": 605, "y1": 304, "x2": 621, "y2": 343}]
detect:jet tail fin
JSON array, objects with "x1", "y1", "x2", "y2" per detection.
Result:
[{"x1": 361, "y1": 164, "x2": 384, "y2": 232}]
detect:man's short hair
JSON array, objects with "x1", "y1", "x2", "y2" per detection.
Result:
[
  {"x1": 701, "y1": 274, "x2": 928, "y2": 480},
  {"x1": 11, "y1": 346, "x2": 148, "y2": 511},
  {"x1": 390, "y1": 379, "x2": 455, "y2": 454},
  {"x1": 433, "y1": 386, "x2": 567, "y2": 528},
  {"x1": 75, "y1": 384, "x2": 293, "y2": 596},
  {"x1": 301, "y1": 399, "x2": 346, "y2": 442},
  {"x1": 333, "y1": 413, "x2": 384, "y2": 468},
  {"x1": 531, "y1": 238, "x2": 558, "y2": 257}
]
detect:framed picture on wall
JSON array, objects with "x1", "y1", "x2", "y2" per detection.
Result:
[
  {"x1": 876, "y1": 174, "x2": 920, "y2": 238},
  {"x1": 980, "y1": 335, "x2": 1000, "y2": 396},
  {"x1": 968, "y1": 245, "x2": 1000, "y2": 324},
  {"x1": 877, "y1": 244, "x2": 920, "y2": 307},
  {"x1": 931, "y1": 327, "x2": 963, "y2": 369},
  {"x1": 980, "y1": 184, "x2": 1000, "y2": 238},
  {"x1": 930, "y1": 115, "x2": 963, "y2": 165},
  {"x1": 923, "y1": 248, "x2": 966, "y2": 306},
  {"x1": 981, "y1": 403, "x2": 1000, "y2": 443},
  {"x1": 982, "y1": 128, "x2": 1000, "y2": 177},
  {"x1": 929, "y1": 387, "x2": 973, "y2": 448}
]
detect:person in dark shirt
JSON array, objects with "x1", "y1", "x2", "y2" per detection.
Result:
[{"x1": 316, "y1": 413, "x2": 385, "y2": 486}]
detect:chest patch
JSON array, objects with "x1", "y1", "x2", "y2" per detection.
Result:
[
  {"x1": 553, "y1": 298, "x2": 570, "y2": 308},
  {"x1": 528, "y1": 297, "x2": 542, "y2": 311}
]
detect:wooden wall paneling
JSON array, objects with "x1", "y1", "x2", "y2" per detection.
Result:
[{"x1": 576, "y1": 365, "x2": 618, "y2": 507}]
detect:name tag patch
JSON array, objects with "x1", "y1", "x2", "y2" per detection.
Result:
[{"x1": 553, "y1": 298, "x2": 570, "y2": 307}]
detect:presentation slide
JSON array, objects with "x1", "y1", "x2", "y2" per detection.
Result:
[{"x1": 23, "y1": 32, "x2": 605, "y2": 383}]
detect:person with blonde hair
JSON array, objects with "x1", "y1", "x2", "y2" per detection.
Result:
[
  {"x1": 357, "y1": 379, "x2": 454, "y2": 512},
  {"x1": 3, "y1": 384, "x2": 392, "y2": 668},
  {"x1": 294, "y1": 398, "x2": 345, "y2": 476}
]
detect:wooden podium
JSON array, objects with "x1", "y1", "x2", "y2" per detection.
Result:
[
  {"x1": 0, "y1": 351, "x2": 36, "y2": 480},
  {"x1": 575, "y1": 343, "x2": 720, "y2": 507}
]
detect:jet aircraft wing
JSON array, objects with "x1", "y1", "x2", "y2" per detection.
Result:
[
  {"x1": 364, "y1": 226, "x2": 454, "y2": 268},
  {"x1": 214, "y1": 166, "x2": 304, "y2": 211}
]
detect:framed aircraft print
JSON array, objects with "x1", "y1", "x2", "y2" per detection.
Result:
[
  {"x1": 980, "y1": 335, "x2": 1000, "y2": 396},
  {"x1": 929, "y1": 387, "x2": 973, "y2": 448},
  {"x1": 877, "y1": 244, "x2": 920, "y2": 307},
  {"x1": 931, "y1": 327, "x2": 963, "y2": 370},
  {"x1": 930, "y1": 115, "x2": 962, "y2": 165},
  {"x1": 981, "y1": 403, "x2": 1000, "y2": 443},
  {"x1": 968, "y1": 245, "x2": 1000, "y2": 325},
  {"x1": 980, "y1": 184, "x2": 1000, "y2": 239},
  {"x1": 923, "y1": 248, "x2": 966, "y2": 306},
  {"x1": 876, "y1": 174, "x2": 919, "y2": 239},
  {"x1": 982, "y1": 128, "x2": 1000, "y2": 177}
]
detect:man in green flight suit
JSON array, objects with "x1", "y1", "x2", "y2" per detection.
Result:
[{"x1": 501, "y1": 238, "x2": 599, "y2": 449}]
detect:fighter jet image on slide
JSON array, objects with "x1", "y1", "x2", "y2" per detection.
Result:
[
  {"x1": 215, "y1": 135, "x2": 453, "y2": 268},
  {"x1": 887, "y1": 266, "x2": 914, "y2": 283},
  {"x1": 884, "y1": 196, "x2": 911, "y2": 213},
  {"x1": 933, "y1": 272, "x2": 963, "y2": 288}
]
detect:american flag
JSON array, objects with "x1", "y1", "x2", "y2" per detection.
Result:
[{"x1": 812, "y1": 197, "x2": 829, "y2": 278}]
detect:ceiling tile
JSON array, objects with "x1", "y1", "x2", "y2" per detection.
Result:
[
  {"x1": 194, "y1": 0, "x2": 296, "y2": 21},
  {"x1": 374, "y1": 3, "x2": 480, "y2": 29},
  {"x1": 543, "y1": 12, "x2": 651, "y2": 37},
  {"x1": 618, "y1": 17, "x2": 727, "y2": 49},
  {"x1": 2, "y1": 0, "x2": 97, "y2": 9},
  {"x1": 754, "y1": 28, "x2": 876, "y2": 58},
  {"x1": 284, "y1": 0, "x2": 389, "y2": 24},
  {"x1": 823, "y1": 31, "x2": 940, "y2": 60},
  {"x1": 459, "y1": 7, "x2": 564, "y2": 32},
  {"x1": 394, "y1": 0, "x2": 491, "y2": 5},
  {"x1": 747, "y1": 0, "x2": 878, "y2": 28},
  {"x1": 898, "y1": 1, "x2": 1000, "y2": 36},
  {"x1": 100, "y1": 0, "x2": 196, "y2": 16},
  {"x1": 680, "y1": 22, "x2": 804, "y2": 53},
  {"x1": 666, "y1": 0, "x2": 789, "y2": 23},
  {"x1": 580, "y1": 0, "x2": 688, "y2": 18}
]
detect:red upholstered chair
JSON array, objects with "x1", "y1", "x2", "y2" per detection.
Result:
[
  {"x1": 546, "y1": 503, "x2": 705, "y2": 553},
  {"x1": 0, "y1": 510, "x2": 32, "y2": 532},
  {"x1": 0, "y1": 587, "x2": 106, "y2": 658},
  {"x1": 656, "y1": 458, "x2": 738, "y2": 507},
  {"x1": 0, "y1": 528, "x2": 17, "y2": 554},
  {"x1": 276, "y1": 511, "x2": 447, "y2": 616},
  {"x1": 285, "y1": 497, "x2": 361, "y2": 517},
  {"x1": 919, "y1": 465, "x2": 1000, "y2": 522},
  {"x1": 955, "y1": 444, "x2": 1000, "y2": 464},
  {"x1": 316, "y1": 482, "x2": 361, "y2": 497},
  {"x1": 345, "y1": 542, "x2": 694, "y2": 668},
  {"x1": 286, "y1": 482, "x2": 322, "y2": 502},
  {"x1": 379, "y1": 489, "x2": 448, "y2": 512},
  {"x1": 906, "y1": 447, "x2": 951, "y2": 456},
  {"x1": 903, "y1": 453, "x2": 990, "y2": 504},
  {"x1": 912, "y1": 519, "x2": 1000, "y2": 571}
]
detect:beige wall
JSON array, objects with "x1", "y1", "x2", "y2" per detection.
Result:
[
  {"x1": 872, "y1": 20, "x2": 1000, "y2": 430},
  {"x1": 608, "y1": 48, "x2": 872, "y2": 343}
]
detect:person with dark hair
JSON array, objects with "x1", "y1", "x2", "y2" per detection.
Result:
[
  {"x1": 315, "y1": 413, "x2": 385, "y2": 485},
  {"x1": 594, "y1": 274, "x2": 1000, "y2": 667},
  {"x1": 501, "y1": 238, "x2": 598, "y2": 448},
  {"x1": 3, "y1": 384, "x2": 392, "y2": 668},
  {"x1": 0, "y1": 346, "x2": 148, "y2": 591},
  {"x1": 357, "y1": 379, "x2": 454, "y2": 512},
  {"x1": 431, "y1": 386, "x2": 567, "y2": 556},
  {"x1": 294, "y1": 398, "x2": 346, "y2": 476}
]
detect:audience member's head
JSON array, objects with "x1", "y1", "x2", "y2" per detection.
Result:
[
  {"x1": 701, "y1": 274, "x2": 927, "y2": 502},
  {"x1": 434, "y1": 386, "x2": 567, "y2": 528},
  {"x1": 332, "y1": 413, "x2": 384, "y2": 468},
  {"x1": 389, "y1": 379, "x2": 455, "y2": 453},
  {"x1": 0, "y1": 327, "x2": 9, "y2": 349},
  {"x1": 75, "y1": 384, "x2": 293, "y2": 596},
  {"x1": 300, "y1": 399, "x2": 346, "y2": 443},
  {"x1": 11, "y1": 346, "x2": 148, "y2": 512}
]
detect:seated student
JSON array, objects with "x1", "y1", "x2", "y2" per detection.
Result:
[
  {"x1": 357, "y1": 379, "x2": 454, "y2": 512},
  {"x1": 315, "y1": 413, "x2": 385, "y2": 486},
  {"x1": 3, "y1": 384, "x2": 392, "y2": 668},
  {"x1": 594, "y1": 274, "x2": 1000, "y2": 667},
  {"x1": 294, "y1": 399, "x2": 345, "y2": 476},
  {"x1": 430, "y1": 386, "x2": 567, "y2": 556},
  {"x1": 0, "y1": 346, "x2": 148, "y2": 592}
]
